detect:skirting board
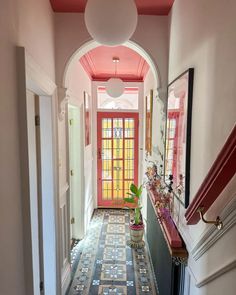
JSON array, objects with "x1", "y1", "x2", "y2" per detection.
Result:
[
  {"x1": 191, "y1": 197, "x2": 236, "y2": 260},
  {"x1": 186, "y1": 257, "x2": 236, "y2": 289},
  {"x1": 196, "y1": 258, "x2": 236, "y2": 288},
  {"x1": 61, "y1": 262, "x2": 71, "y2": 295}
]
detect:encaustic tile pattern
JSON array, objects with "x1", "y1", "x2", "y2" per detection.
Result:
[{"x1": 67, "y1": 209, "x2": 158, "y2": 294}]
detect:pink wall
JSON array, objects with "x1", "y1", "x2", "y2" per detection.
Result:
[{"x1": 0, "y1": 0, "x2": 55, "y2": 294}]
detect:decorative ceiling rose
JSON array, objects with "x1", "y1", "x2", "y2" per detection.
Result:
[{"x1": 84, "y1": 0, "x2": 138, "y2": 46}]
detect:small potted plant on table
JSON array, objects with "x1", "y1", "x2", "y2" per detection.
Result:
[{"x1": 124, "y1": 183, "x2": 145, "y2": 248}]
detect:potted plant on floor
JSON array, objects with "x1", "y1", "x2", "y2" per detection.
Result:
[{"x1": 124, "y1": 183, "x2": 145, "y2": 248}]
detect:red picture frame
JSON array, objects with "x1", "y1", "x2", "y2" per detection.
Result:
[{"x1": 84, "y1": 91, "x2": 91, "y2": 146}]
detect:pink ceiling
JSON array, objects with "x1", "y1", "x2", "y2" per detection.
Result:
[
  {"x1": 80, "y1": 46, "x2": 150, "y2": 82},
  {"x1": 50, "y1": 0, "x2": 174, "y2": 15}
]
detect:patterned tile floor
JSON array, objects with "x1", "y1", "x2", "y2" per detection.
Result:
[{"x1": 67, "y1": 209, "x2": 157, "y2": 295}]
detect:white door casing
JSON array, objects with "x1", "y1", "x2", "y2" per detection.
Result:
[{"x1": 17, "y1": 47, "x2": 59, "y2": 295}]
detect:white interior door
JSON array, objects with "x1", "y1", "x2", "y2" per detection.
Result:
[
  {"x1": 68, "y1": 105, "x2": 85, "y2": 240},
  {"x1": 26, "y1": 90, "x2": 57, "y2": 295},
  {"x1": 39, "y1": 96, "x2": 57, "y2": 295},
  {"x1": 26, "y1": 90, "x2": 41, "y2": 295}
]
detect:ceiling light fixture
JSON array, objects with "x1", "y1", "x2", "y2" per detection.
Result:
[
  {"x1": 106, "y1": 57, "x2": 125, "y2": 98},
  {"x1": 84, "y1": 0, "x2": 138, "y2": 46}
]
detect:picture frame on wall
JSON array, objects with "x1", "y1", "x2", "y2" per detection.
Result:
[
  {"x1": 145, "y1": 89, "x2": 153, "y2": 155},
  {"x1": 84, "y1": 91, "x2": 91, "y2": 146},
  {"x1": 164, "y1": 68, "x2": 194, "y2": 208}
]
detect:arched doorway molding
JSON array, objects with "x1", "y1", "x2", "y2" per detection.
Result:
[
  {"x1": 58, "y1": 39, "x2": 165, "y2": 294},
  {"x1": 62, "y1": 39, "x2": 161, "y2": 91}
]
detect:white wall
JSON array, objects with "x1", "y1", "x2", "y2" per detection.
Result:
[
  {"x1": 142, "y1": 70, "x2": 166, "y2": 222},
  {"x1": 0, "y1": 1, "x2": 55, "y2": 294},
  {"x1": 168, "y1": 0, "x2": 236, "y2": 294},
  {"x1": 142, "y1": 70, "x2": 155, "y2": 221}
]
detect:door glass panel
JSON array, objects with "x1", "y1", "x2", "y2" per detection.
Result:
[
  {"x1": 98, "y1": 114, "x2": 138, "y2": 206},
  {"x1": 97, "y1": 87, "x2": 139, "y2": 110},
  {"x1": 124, "y1": 118, "x2": 134, "y2": 138},
  {"x1": 113, "y1": 118, "x2": 123, "y2": 138},
  {"x1": 113, "y1": 138, "x2": 123, "y2": 159},
  {"x1": 113, "y1": 160, "x2": 123, "y2": 181},
  {"x1": 102, "y1": 118, "x2": 112, "y2": 138},
  {"x1": 102, "y1": 160, "x2": 112, "y2": 180},
  {"x1": 102, "y1": 181, "x2": 112, "y2": 200},
  {"x1": 124, "y1": 160, "x2": 134, "y2": 179}
]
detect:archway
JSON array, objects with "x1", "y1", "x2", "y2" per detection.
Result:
[
  {"x1": 60, "y1": 39, "x2": 166, "y2": 294},
  {"x1": 63, "y1": 39, "x2": 161, "y2": 91}
]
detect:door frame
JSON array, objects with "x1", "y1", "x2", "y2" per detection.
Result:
[
  {"x1": 97, "y1": 112, "x2": 139, "y2": 207},
  {"x1": 17, "y1": 47, "x2": 60, "y2": 295},
  {"x1": 92, "y1": 81, "x2": 145, "y2": 208}
]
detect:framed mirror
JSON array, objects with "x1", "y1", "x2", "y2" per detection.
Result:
[{"x1": 164, "y1": 68, "x2": 194, "y2": 208}]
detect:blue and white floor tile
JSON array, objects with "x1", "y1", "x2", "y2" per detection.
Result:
[{"x1": 67, "y1": 209, "x2": 157, "y2": 295}]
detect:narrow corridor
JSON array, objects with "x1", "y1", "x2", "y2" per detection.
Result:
[{"x1": 67, "y1": 209, "x2": 157, "y2": 294}]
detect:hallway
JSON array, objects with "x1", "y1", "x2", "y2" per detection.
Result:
[
  {"x1": 67, "y1": 209, "x2": 157, "y2": 294},
  {"x1": 2, "y1": 1, "x2": 236, "y2": 295}
]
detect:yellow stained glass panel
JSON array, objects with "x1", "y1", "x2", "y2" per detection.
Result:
[
  {"x1": 125, "y1": 139, "x2": 134, "y2": 149},
  {"x1": 102, "y1": 139, "x2": 112, "y2": 149},
  {"x1": 113, "y1": 180, "x2": 123, "y2": 200},
  {"x1": 102, "y1": 119, "x2": 112, "y2": 138},
  {"x1": 113, "y1": 139, "x2": 123, "y2": 159},
  {"x1": 102, "y1": 181, "x2": 112, "y2": 200},
  {"x1": 124, "y1": 118, "x2": 134, "y2": 138}
]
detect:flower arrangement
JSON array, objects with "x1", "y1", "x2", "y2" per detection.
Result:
[{"x1": 145, "y1": 161, "x2": 174, "y2": 213}]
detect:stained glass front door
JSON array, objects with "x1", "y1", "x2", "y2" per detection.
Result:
[{"x1": 97, "y1": 112, "x2": 139, "y2": 207}]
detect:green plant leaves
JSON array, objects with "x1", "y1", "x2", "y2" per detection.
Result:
[
  {"x1": 124, "y1": 197, "x2": 135, "y2": 203},
  {"x1": 129, "y1": 183, "x2": 142, "y2": 199},
  {"x1": 130, "y1": 183, "x2": 138, "y2": 195},
  {"x1": 124, "y1": 183, "x2": 143, "y2": 225}
]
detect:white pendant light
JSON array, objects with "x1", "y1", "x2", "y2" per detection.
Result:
[
  {"x1": 84, "y1": 0, "x2": 138, "y2": 46},
  {"x1": 106, "y1": 78, "x2": 125, "y2": 98},
  {"x1": 106, "y1": 57, "x2": 124, "y2": 98}
]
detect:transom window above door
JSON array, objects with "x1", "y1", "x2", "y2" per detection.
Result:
[{"x1": 97, "y1": 87, "x2": 139, "y2": 110}]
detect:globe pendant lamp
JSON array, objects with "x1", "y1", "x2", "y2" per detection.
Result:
[
  {"x1": 84, "y1": 0, "x2": 138, "y2": 46},
  {"x1": 106, "y1": 57, "x2": 124, "y2": 98}
]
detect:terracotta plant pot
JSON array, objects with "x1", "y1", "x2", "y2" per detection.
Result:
[{"x1": 128, "y1": 222, "x2": 145, "y2": 248}]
